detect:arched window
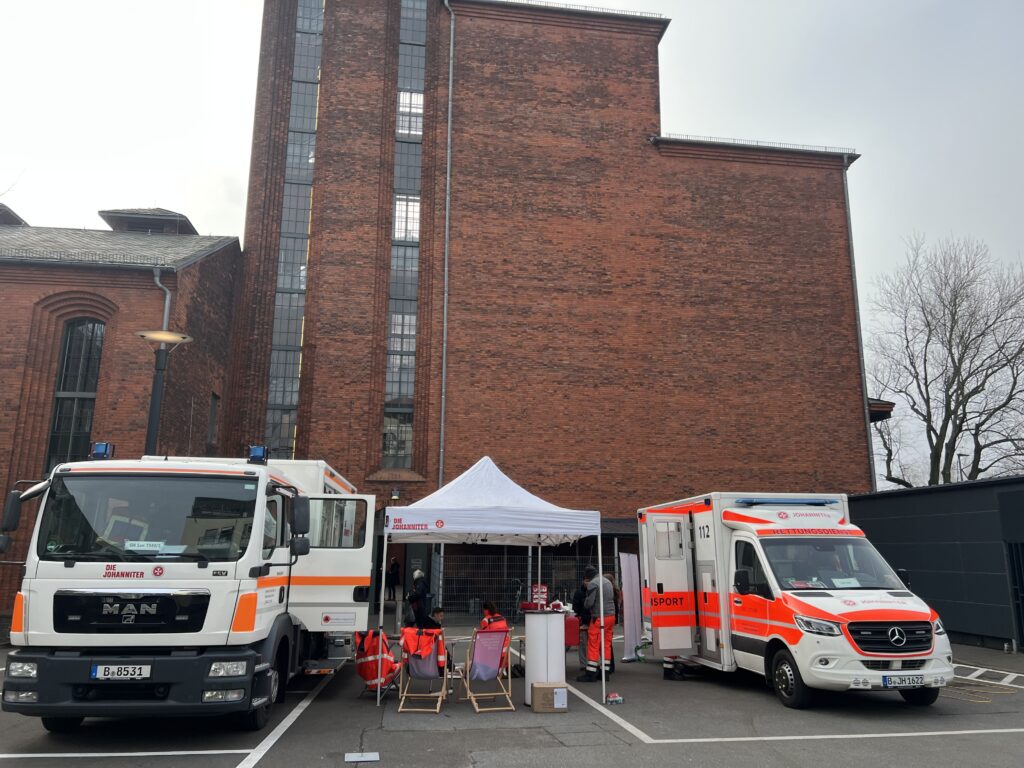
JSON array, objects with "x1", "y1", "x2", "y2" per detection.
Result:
[{"x1": 46, "y1": 318, "x2": 105, "y2": 469}]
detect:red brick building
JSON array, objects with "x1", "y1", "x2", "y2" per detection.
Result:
[
  {"x1": 227, "y1": 0, "x2": 873, "y2": 517},
  {"x1": 0, "y1": 207, "x2": 240, "y2": 605}
]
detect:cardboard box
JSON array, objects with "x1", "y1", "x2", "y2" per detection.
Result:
[{"x1": 531, "y1": 682, "x2": 568, "y2": 713}]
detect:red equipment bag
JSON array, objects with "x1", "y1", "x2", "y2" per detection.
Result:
[{"x1": 354, "y1": 630, "x2": 398, "y2": 691}]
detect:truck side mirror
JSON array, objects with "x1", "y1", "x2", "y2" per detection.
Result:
[
  {"x1": 290, "y1": 537, "x2": 310, "y2": 557},
  {"x1": 734, "y1": 570, "x2": 750, "y2": 595},
  {"x1": 291, "y1": 497, "x2": 310, "y2": 536},
  {"x1": 3, "y1": 491, "x2": 22, "y2": 533},
  {"x1": 0, "y1": 534, "x2": 10, "y2": 554},
  {"x1": 897, "y1": 568, "x2": 911, "y2": 588}
]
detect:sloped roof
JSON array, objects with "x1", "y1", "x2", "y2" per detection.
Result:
[
  {"x1": 0, "y1": 203, "x2": 27, "y2": 226},
  {"x1": 0, "y1": 225, "x2": 238, "y2": 271},
  {"x1": 98, "y1": 208, "x2": 199, "y2": 235}
]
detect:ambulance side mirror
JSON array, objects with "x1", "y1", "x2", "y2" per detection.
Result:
[
  {"x1": 734, "y1": 570, "x2": 751, "y2": 595},
  {"x1": 290, "y1": 537, "x2": 310, "y2": 557},
  {"x1": 291, "y1": 497, "x2": 310, "y2": 536}
]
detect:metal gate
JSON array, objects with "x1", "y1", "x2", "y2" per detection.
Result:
[{"x1": 1008, "y1": 542, "x2": 1024, "y2": 645}]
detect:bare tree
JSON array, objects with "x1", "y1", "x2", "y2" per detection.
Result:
[{"x1": 868, "y1": 235, "x2": 1024, "y2": 486}]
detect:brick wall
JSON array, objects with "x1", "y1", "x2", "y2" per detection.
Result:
[
  {"x1": 279, "y1": 2, "x2": 871, "y2": 514},
  {"x1": 0, "y1": 246, "x2": 239, "y2": 614},
  {"x1": 225, "y1": 0, "x2": 299, "y2": 456}
]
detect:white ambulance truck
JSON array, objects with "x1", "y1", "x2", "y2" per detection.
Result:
[
  {"x1": 638, "y1": 492, "x2": 954, "y2": 708},
  {"x1": 0, "y1": 446, "x2": 375, "y2": 732}
]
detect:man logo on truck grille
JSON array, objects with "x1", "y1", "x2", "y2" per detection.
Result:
[
  {"x1": 888, "y1": 626, "x2": 907, "y2": 647},
  {"x1": 102, "y1": 603, "x2": 158, "y2": 617}
]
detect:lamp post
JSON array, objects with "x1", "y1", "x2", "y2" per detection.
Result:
[{"x1": 136, "y1": 330, "x2": 193, "y2": 455}]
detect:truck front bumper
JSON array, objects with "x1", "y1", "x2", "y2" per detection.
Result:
[{"x1": 2, "y1": 647, "x2": 267, "y2": 718}]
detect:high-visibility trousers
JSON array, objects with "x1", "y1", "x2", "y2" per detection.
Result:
[{"x1": 586, "y1": 615, "x2": 614, "y2": 672}]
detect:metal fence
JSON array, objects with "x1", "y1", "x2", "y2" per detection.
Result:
[{"x1": 433, "y1": 546, "x2": 618, "y2": 623}]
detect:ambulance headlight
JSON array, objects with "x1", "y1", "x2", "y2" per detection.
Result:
[
  {"x1": 933, "y1": 618, "x2": 946, "y2": 636},
  {"x1": 8, "y1": 662, "x2": 37, "y2": 678},
  {"x1": 794, "y1": 615, "x2": 842, "y2": 636},
  {"x1": 209, "y1": 661, "x2": 248, "y2": 677}
]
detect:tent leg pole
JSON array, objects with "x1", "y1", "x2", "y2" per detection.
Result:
[
  {"x1": 598, "y1": 534, "x2": 606, "y2": 705},
  {"x1": 537, "y1": 545, "x2": 542, "y2": 600},
  {"x1": 527, "y1": 546, "x2": 533, "y2": 612},
  {"x1": 377, "y1": 533, "x2": 389, "y2": 707},
  {"x1": 438, "y1": 543, "x2": 445, "y2": 611}
]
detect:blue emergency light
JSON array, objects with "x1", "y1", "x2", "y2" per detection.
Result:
[
  {"x1": 90, "y1": 442, "x2": 115, "y2": 460},
  {"x1": 248, "y1": 445, "x2": 270, "y2": 465}
]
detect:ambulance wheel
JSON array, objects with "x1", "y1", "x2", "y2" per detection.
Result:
[
  {"x1": 771, "y1": 649, "x2": 812, "y2": 709},
  {"x1": 41, "y1": 716, "x2": 83, "y2": 733},
  {"x1": 900, "y1": 687, "x2": 940, "y2": 706}
]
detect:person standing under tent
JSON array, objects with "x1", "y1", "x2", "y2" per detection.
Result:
[
  {"x1": 407, "y1": 568, "x2": 431, "y2": 629},
  {"x1": 386, "y1": 556, "x2": 401, "y2": 601},
  {"x1": 571, "y1": 577, "x2": 591, "y2": 671},
  {"x1": 576, "y1": 565, "x2": 614, "y2": 682}
]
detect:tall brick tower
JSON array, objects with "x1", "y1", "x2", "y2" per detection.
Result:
[{"x1": 232, "y1": 0, "x2": 873, "y2": 517}]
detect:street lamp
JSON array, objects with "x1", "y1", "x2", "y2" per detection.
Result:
[{"x1": 136, "y1": 330, "x2": 193, "y2": 455}]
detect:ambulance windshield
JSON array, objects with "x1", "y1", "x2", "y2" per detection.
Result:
[
  {"x1": 36, "y1": 474, "x2": 259, "y2": 562},
  {"x1": 761, "y1": 537, "x2": 904, "y2": 591}
]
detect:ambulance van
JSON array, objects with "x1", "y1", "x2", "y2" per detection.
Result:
[
  {"x1": 0, "y1": 446, "x2": 375, "y2": 732},
  {"x1": 638, "y1": 492, "x2": 954, "y2": 708}
]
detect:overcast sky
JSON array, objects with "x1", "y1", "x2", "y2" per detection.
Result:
[{"x1": 1, "y1": 0, "x2": 1021, "y2": 303}]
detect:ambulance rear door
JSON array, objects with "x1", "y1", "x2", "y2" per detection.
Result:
[{"x1": 641, "y1": 511, "x2": 695, "y2": 657}]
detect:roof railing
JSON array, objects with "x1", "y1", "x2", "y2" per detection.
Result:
[
  {"x1": 484, "y1": 0, "x2": 663, "y2": 20},
  {"x1": 659, "y1": 132, "x2": 856, "y2": 156}
]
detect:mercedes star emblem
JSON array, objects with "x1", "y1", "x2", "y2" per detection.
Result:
[{"x1": 888, "y1": 626, "x2": 908, "y2": 647}]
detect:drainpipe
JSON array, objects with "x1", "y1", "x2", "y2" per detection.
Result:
[
  {"x1": 842, "y1": 155, "x2": 875, "y2": 491},
  {"x1": 144, "y1": 268, "x2": 173, "y2": 455},
  {"x1": 438, "y1": 0, "x2": 455, "y2": 488}
]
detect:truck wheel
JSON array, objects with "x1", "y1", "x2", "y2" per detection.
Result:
[
  {"x1": 900, "y1": 687, "x2": 940, "y2": 706},
  {"x1": 771, "y1": 649, "x2": 813, "y2": 709},
  {"x1": 41, "y1": 716, "x2": 84, "y2": 733},
  {"x1": 239, "y1": 656, "x2": 282, "y2": 731}
]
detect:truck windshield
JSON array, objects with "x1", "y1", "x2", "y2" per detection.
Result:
[
  {"x1": 760, "y1": 537, "x2": 904, "y2": 591},
  {"x1": 36, "y1": 474, "x2": 259, "y2": 562}
]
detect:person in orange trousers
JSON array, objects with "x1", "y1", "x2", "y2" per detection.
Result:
[{"x1": 576, "y1": 565, "x2": 614, "y2": 682}]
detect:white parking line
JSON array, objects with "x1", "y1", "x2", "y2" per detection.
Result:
[
  {"x1": 954, "y1": 663, "x2": 1024, "y2": 690},
  {"x1": 234, "y1": 673, "x2": 332, "y2": 768},
  {"x1": 647, "y1": 728, "x2": 1024, "y2": 745},
  {"x1": 0, "y1": 750, "x2": 249, "y2": 760}
]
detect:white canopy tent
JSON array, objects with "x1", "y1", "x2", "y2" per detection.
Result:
[{"x1": 375, "y1": 456, "x2": 608, "y2": 704}]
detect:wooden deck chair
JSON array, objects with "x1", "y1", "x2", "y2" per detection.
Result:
[
  {"x1": 460, "y1": 628, "x2": 515, "y2": 713},
  {"x1": 398, "y1": 627, "x2": 448, "y2": 713}
]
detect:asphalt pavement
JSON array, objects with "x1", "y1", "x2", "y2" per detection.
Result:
[{"x1": 1, "y1": 638, "x2": 1023, "y2": 767}]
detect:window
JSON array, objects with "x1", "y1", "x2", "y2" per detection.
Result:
[
  {"x1": 399, "y1": 0, "x2": 427, "y2": 45},
  {"x1": 398, "y1": 43, "x2": 426, "y2": 90},
  {"x1": 655, "y1": 522, "x2": 684, "y2": 559},
  {"x1": 382, "y1": 411, "x2": 413, "y2": 469},
  {"x1": 396, "y1": 91, "x2": 423, "y2": 138},
  {"x1": 285, "y1": 132, "x2": 316, "y2": 184},
  {"x1": 393, "y1": 194, "x2": 420, "y2": 242},
  {"x1": 207, "y1": 393, "x2": 220, "y2": 450},
  {"x1": 46, "y1": 318, "x2": 105, "y2": 470},
  {"x1": 312, "y1": 498, "x2": 368, "y2": 548},
  {"x1": 272, "y1": 292, "x2": 305, "y2": 348},
  {"x1": 263, "y1": 498, "x2": 284, "y2": 558},
  {"x1": 289, "y1": 82, "x2": 320, "y2": 132},
  {"x1": 394, "y1": 141, "x2": 422, "y2": 193},
  {"x1": 735, "y1": 540, "x2": 770, "y2": 592}
]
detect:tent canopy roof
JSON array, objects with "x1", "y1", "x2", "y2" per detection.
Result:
[{"x1": 383, "y1": 456, "x2": 600, "y2": 546}]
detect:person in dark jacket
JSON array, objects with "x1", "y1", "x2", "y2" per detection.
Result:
[
  {"x1": 407, "y1": 568, "x2": 430, "y2": 628},
  {"x1": 386, "y1": 556, "x2": 401, "y2": 601},
  {"x1": 571, "y1": 578, "x2": 591, "y2": 670}
]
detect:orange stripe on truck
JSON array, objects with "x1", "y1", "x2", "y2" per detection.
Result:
[
  {"x1": 231, "y1": 592, "x2": 258, "y2": 632},
  {"x1": 11, "y1": 592, "x2": 24, "y2": 633},
  {"x1": 723, "y1": 510, "x2": 774, "y2": 525},
  {"x1": 255, "y1": 575, "x2": 371, "y2": 589}
]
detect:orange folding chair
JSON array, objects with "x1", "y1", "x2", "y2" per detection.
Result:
[{"x1": 398, "y1": 627, "x2": 448, "y2": 713}]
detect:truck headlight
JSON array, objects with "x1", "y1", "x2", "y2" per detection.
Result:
[
  {"x1": 209, "y1": 661, "x2": 248, "y2": 677},
  {"x1": 933, "y1": 618, "x2": 946, "y2": 636},
  {"x1": 203, "y1": 688, "x2": 246, "y2": 702},
  {"x1": 794, "y1": 615, "x2": 842, "y2": 636},
  {"x1": 8, "y1": 662, "x2": 37, "y2": 678},
  {"x1": 3, "y1": 690, "x2": 38, "y2": 702}
]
